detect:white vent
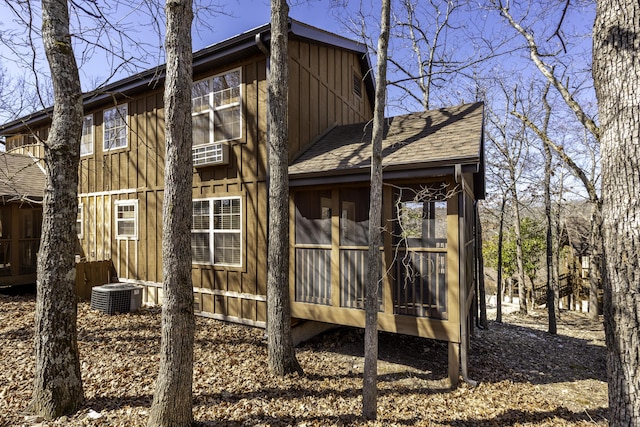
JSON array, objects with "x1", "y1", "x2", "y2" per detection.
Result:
[
  {"x1": 90, "y1": 283, "x2": 143, "y2": 315},
  {"x1": 193, "y1": 143, "x2": 229, "y2": 167}
]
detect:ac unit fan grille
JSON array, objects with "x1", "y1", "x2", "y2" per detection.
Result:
[{"x1": 90, "y1": 283, "x2": 142, "y2": 315}]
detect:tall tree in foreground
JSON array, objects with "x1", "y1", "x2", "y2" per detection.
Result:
[
  {"x1": 592, "y1": 1, "x2": 640, "y2": 424},
  {"x1": 147, "y1": 0, "x2": 195, "y2": 425},
  {"x1": 29, "y1": 0, "x2": 84, "y2": 418},
  {"x1": 267, "y1": 0, "x2": 303, "y2": 376},
  {"x1": 363, "y1": 0, "x2": 390, "y2": 420}
]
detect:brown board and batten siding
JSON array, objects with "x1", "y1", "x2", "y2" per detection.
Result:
[
  {"x1": 188, "y1": 40, "x2": 373, "y2": 326},
  {"x1": 78, "y1": 88, "x2": 166, "y2": 297},
  {"x1": 288, "y1": 39, "x2": 373, "y2": 158}
]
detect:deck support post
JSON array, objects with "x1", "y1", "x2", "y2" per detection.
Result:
[{"x1": 448, "y1": 341, "x2": 459, "y2": 388}]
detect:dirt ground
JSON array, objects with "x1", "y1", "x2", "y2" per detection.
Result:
[{"x1": 0, "y1": 293, "x2": 608, "y2": 426}]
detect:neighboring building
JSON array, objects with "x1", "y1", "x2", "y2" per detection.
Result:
[
  {"x1": 0, "y1": 153, "x2": 45, "y2": 286},
  {"x1": 0, "y1": 20, "x2": 485, "y2": 385}
]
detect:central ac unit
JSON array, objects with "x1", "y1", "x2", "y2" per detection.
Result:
[
  {"x1": 90, "y1": 283, "x2": 143, "y2": 315},
  {"x1": 193, "y1": 142, "x2": 229, "y2": 167}
]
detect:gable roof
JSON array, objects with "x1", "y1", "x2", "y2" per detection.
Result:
[
  {"x1": 0, "y1": 153, "x2": 45, "y2": 202},
  {"x1": 289, "y1": 102, "x2": 485, "y2": 198},
  {"x1": 0, "y1": 19, "x2": 375, "y2": 135}
]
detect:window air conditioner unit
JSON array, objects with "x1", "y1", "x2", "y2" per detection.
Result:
[
  {"x1": 90, "y1": 283, "x2": 143, "y2": 315},
  {"x1": 193, "y1": 142, "x2": 229, "y2": 167}
]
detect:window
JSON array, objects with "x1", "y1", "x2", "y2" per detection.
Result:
[
  {"x1": 115, "y1": 200, "x2": 138, "y2": 239},
  {"x1": 80, "y1": 115, "x2": 93, "y2": 156},
  {"x1": 77, "y1": 203, "x2": 83, "y2": 239},
  {"x1": 353, "y1": 73, "x2": 362, "y2": 97},
  {"x1": 192, "y1": 197, "x2": 242, "y2": 266},
  {"x1": 103, "y1": 104, "x2": 128, "y2": 151},
  {"x1": 192, "y1": 68, "x2": 242, "y2": 146}
]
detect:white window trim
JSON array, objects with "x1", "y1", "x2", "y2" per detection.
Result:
[
  {"x1": 103, "y1": 104, "x2": 128, "y2": 152},
  {"x1": 80, "y1": 115, "x2": 94, "y2": 157},
  {"x1": 77, "y1": 203, "x2": 83, "y2": 239},
  {"x1": 192, "y1": 67, "x2": 242, "y2": 147},
  {"x1": 115, "y1": 199, "x2": 138, "y2": 240},
  {"x1": 192, "y1": 196, "x2": 242, "y2": 267}
]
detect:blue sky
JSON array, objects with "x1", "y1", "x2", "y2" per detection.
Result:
[
  {"x1": 0, "y1": 0, "x2": 370, "y2": 119},
  {"x1": 0, "y1": 1, "x2": 595, "y2": 120}
]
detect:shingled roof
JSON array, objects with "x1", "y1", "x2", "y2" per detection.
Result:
[
  {"x1": 0, "y1": 153, "x2": 45, "y2": 202},
  {"x1": 289, "y1": 102, "x2": 485, "y2": 197}
]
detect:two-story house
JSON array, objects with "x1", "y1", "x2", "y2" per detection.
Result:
[{"x1": 0, "y1": 19, "x2": 485, "y2": 386}]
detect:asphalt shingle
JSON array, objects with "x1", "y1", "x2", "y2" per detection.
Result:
[{"x1": 290, "y1": 102, "x2": 484, "y2": 177}]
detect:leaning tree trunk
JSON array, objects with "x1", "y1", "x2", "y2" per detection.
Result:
[
  {"x1": 267, "y1": 0, "x2": 303, "y2": 377},
  {"x1": 147, "y1": 1, "x2": 195, "y2": 425},
  {"x1": 363, "y1": 0, "x2": 390, "y2": 420},
  {"x1": 29, "y1": 0, "x2": 84, "y2": 419},
  {"x1": 593, "y1": 1, "x2": 640, "y2": 424}
]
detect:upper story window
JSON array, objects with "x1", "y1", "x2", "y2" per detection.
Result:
[
  {"x1": 192, "y1": 197, "x2": 242, "y2": 267},
  {"x1": 103, "y1": 104, "x2": 128, "y2": 151},
  {"x1": 80, "y1": 115, "x2": 94, "y2": 156},
  {"x1": 192, "y1": 68, "x2": 242, "y2": 146},
  {"x1": 115, "y1": 199, "x2": 138, "y2": 240}
]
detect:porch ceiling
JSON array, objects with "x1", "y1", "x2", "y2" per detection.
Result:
[
  {"x1": 289, "y1": 102, "x2": 484, "y2": 188},
  {"x1": 0, "y1": 153, "x2": 45, "y2": 201}
]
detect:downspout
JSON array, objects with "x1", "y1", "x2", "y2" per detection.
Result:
[{"x1": 455, "y1": 164, "x2": 478, "y2": 387}]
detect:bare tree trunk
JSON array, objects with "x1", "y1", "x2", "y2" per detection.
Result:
[
  {"x1": 511, "y1": 189, "x2": 527, "y2": 314},
  {"x1": 543, "y1": 130, "x2": 556, "y2": 334},
  {"x1": 148, "y1": 1, "x2": 194, "y2": 425},
  {"x1": 29, "y1": 0, "x2": 84, "y2": 418},
  {"x1": 588, "y1": 204, "x2": 602, "y2": 320},
  {"x1": 363, "y1": 0, "x2": 390, "y2": 420},
  {"x1": 476, "y1": 205, "x2": 488, "y2": 329},
  {"x1": 541, "y1": 84, "x2": 556, "y2": 334},
  {"x1": 496, "y1": 195, "x2": 506, "y2": 323},
  {"x1": 593, "y1": 1, "x2": 640, "y2": 424},
  {"x1": 267, "y1": 0, "x2": 303, "y2": 377},
  {"x1": 553, "y1": 171, "x2": 564, "y2": 317}
]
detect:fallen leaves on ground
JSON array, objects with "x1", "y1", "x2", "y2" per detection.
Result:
[{"x1": 0, "y1": 294, "x2": 608, "y2": 426}]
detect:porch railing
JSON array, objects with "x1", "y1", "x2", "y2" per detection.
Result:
[
  {"x1": 394, "y1": 249, "x2": 447, "y2": 319},
  {"x1": 295, "y1": 247, "x2": 331, "y2": 305}
]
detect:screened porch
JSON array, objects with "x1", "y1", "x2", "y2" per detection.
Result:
[{"x1": 287, "y1": 103, "x2": 485, "y2": 385}]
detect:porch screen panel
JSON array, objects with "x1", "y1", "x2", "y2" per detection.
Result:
[
  {"x1": 339, "y1": 188, "x2": 382, "y2": 309},
  {"x1": 393, "y1": 185, "x2": 448, "y2": 319},
  {"x1": 294, "y1": 191, "x2": 331, "y2": 305}
]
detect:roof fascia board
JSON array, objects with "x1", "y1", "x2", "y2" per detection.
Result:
[{"x1": 289, "y1": 164, "x2": 480, "y2": 187}]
